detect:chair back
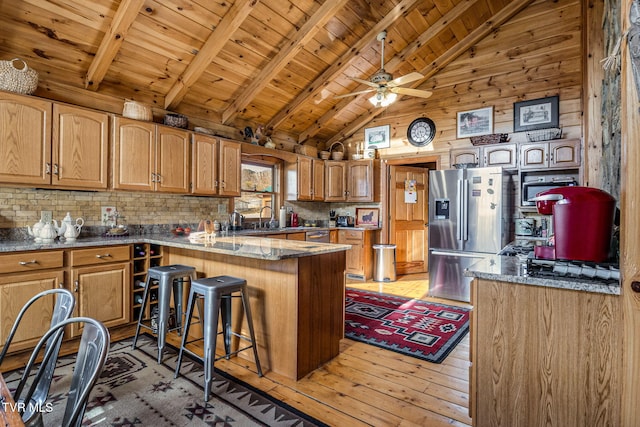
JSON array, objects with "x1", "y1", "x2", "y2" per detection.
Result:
[
  {"x1": 0, "y1": 288, "x2": 75, "y2": 424},
  {"x1": 14, "y1": 317, "x2": 110, "y2": 427},
  {"x1": 0, "y1": 288, "x2": 75, "y2": 364}
]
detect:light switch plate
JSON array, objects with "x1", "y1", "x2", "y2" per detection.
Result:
[
  {"x1": 41, "y1": 211, "x2": 52, "y2": 223},
  {"x1": 101, "y1": 206, "x2": 116, "y2": 225},
  {"x1": 218, "y1": 204, "x2": 227, "y2": 214}
]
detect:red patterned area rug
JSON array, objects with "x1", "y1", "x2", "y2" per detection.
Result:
[{"x1": 345, "y1": 288, "x2": 470, "y2": 364}]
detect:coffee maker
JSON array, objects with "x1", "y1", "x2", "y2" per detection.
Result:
[{"x1": 533, "y1": 186, "x2": 616, "y2": 262}]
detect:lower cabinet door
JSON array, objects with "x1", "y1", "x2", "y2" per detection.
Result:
[
  {"x1": 71, "y1": 262, "x2": 131, "y2": 337},
  {"x1": 0, "y1": 271, "x2": 64, "y2": 353}
]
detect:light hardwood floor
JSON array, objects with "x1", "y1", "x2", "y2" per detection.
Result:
[
  {"x1": 2, "y1": 273, "x2": 472, "y2": 427},
  {"x1": 188, "y1": 273, "x2": 473, "y2": 427}
]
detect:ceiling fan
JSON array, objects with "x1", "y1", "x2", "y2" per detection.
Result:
[{"x1": 335, "y1": 31, "x2": 432, "y2": 107}]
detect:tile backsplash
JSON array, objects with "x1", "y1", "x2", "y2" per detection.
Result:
[{"x1": 0, "y1": 187, "x2": 230, "y2": 229}]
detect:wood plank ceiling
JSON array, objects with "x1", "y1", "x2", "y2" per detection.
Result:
[{"x1": 0, "y1": 0, "x2": 532, "y2": 149}]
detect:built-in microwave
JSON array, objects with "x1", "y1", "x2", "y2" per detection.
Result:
[{"x1": 521, "y1": 178, "x2": 577, "y2": 206}]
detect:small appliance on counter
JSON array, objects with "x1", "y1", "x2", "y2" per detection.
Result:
[
  {"x1": 336, "y1": 215, "x2": 354, "y2": 227},
  {"x1": 229, "y1": 211, "x2": 244, "y2": 231},
  {"x1": 532, "y1": 186, "x2": 616, "y2": 262},
  {"x1": 290, "y1": 212, "x2": 299, "y2": 227},
  {"x1": 329, "y1": 210, "x2": 336, "y2": 227}
]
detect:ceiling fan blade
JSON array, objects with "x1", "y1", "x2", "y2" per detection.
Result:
[
  {"x1": 390, "y1": 87, "x2": 433, "y2": 99},
  {"x1": 348, "y1": 76, "x2": 379, "y2": 87},
  {"x1": 334, "y1": 88, "x2": 376, "y2": 99},
  {"x1": 387, "y1": 72, "x2": 424, "y2": 87}
]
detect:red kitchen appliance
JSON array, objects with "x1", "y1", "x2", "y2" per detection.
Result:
[{"x1": 533, "y1": 186, "x2": 616, "y2": 262}]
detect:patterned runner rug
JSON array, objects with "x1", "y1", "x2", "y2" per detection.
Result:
[
  {"x1": 4, "y1": 334, "x2": 327, "y2": 426},
  {"x1": 345, "y1": 288, "x2": 470, "y2": 363}
]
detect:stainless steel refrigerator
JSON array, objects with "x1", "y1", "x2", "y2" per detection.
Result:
[{"x1": 428, "y1": 167, "x2": 509, "y2": 302}]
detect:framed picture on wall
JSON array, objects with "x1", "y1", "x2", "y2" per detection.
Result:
[
  {"x1": 355, "y1": 208, "x2": 379, "y2": 227},
  {"x1": 364, "y1": 125, "x2": 390, "y2": 149},
  {"x1": 513, "y1": 96, "x2": 559, "y2": 132},
  {"x1": 456, "y1": 106, "x2": 493, "y2": 138}
]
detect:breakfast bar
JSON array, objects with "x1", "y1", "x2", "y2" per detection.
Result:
[{"x1": 0, "y1": 234, "x2": 351, "y2": 381}]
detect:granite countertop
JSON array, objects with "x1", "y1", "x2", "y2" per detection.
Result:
[
  {"x1": 464, "y1": 254, "x2": 621, "y2": 295},
  {"x1": 0, "y1": 233, "x2": 351, "y2": 261}
]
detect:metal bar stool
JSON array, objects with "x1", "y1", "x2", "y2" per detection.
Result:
[
  {"x1": 132, "y1": 264, "x2": 197, "y2": 364},
  {"x1": 174, "y1": 275, "x2": 263, "y2": 401}
]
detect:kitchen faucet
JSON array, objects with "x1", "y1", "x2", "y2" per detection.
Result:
[{"x1": 259, "y1": 206, "x2": 272, "y2": 228}]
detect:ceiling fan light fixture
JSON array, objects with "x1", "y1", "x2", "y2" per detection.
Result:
[{"x1": 369, "y1": 91, "x2": 397, "y2": 107}]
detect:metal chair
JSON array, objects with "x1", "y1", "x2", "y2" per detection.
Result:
[
  {"x1": 0, "y1": 289, "x2": 75, "y2": 425},
  {"x1": 13, "y1": 317, "x2": 110, "y2": 427}
]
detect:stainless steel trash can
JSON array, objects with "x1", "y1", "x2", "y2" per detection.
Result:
[{"x1": 373, "y1": 244, "x2": 397, "y2": 282}]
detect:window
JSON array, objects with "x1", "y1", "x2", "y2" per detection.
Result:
[{"x1": 235, "y1": 160, "x2": 278, "y2": 219}]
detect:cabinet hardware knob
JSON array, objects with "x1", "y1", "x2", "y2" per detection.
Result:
[
  {"x1": 631, "y1": 281, "x2": 640, "y2": 293},
  {"x1": 74, "y1": 280, "x2": 79, "y2": 292},
  {"x1": 19, "y1": 260, "x2": 38, "y2": 265},
  {"x1": 53, "y1": 163, "x2": 59, "y2": 175},
  {"x1": 95, "y1": 254, "x2": 112, "y2": 259},
  {"x1": 45, "y1": 163, "x2": 51, "y2": 175}
]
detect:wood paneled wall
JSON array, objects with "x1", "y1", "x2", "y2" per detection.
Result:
[{"x1": 345, "y1": 0, "x2": 584, "y2": 169}]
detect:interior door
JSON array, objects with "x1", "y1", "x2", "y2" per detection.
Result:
[{"x1": 389, "y1": 165, "x2": 428, "y2": 275}]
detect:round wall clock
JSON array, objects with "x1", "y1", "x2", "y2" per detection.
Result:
[{"x1": 407, "y1": 117, "x2": 436, "y2": 147}]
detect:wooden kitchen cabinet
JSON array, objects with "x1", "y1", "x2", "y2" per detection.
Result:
[
  {"x1": 0, "y1": 250, "x2": 65, "y2": 353},
  {"x1": 191, "y1": 134, "x2": 241, "y2": 196},
  {"x1": 325, "y1": 160, "x2": 374, "y2": 202},
  {"x1": 470, "y1": 278, "x2": 621, "y2": 426},
  {"x1": 112, "y1": 116, "x2": 190, "y2": 193},
  {"x1": 69, "y1": 246, "x2": 131, "y2": 337},
  {"x1": 450, "y1": 143, "x2": 517, "y2": 169},
  {"x1": 296, "y1": 156, "x2": 325, "y2": 201},
  {"x1": 338, "y1": 228, "x2": 379, "y2": 280},
  {"x1": 0, "y1": 92, "x2": 109, "y2": 189},
  {"x1": 53, "y1": 104, "x2": 109, "y2": 189},
  {"x1": 324, "y1": 161, "x2": 347, "y2": 201},
  {"x1": 519, "y1": 139, "x2": 581, "y2": 169}
]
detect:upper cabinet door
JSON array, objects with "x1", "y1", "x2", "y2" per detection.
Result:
[
  {"x1": 218, "y1": 139, "x2": 241, "y2": 196},
  {"x1": 112, "y1": 116, "x2": 155, "y2": 191},
  {"x1": 324, "y1": 161, "x2": 346, "y2": 201},
  {"x1": 347, "y1": 160, "x2": 373, "y2": 202},
  {"x1": 312, "y1": 159, "x2": 325, "y2": 201},
  {"x1": 297, "y1": 156, "x2": 313, "y2": 201},
  {"x1": 483, "y1": 143, "x2": 517, "y2": 169},
  {"x1": 0, "y1": 93, "x2": 52, "y2": 185},
  {"x1": 191, "y1": 133, "x2": 218, "y2": 195},
  {"x1": 549, "y1": 140, "x2": 581, "y2": 168},
  {"x1": 156, "y1": 126, "x2": 190, "y2": 193},
  {"x1": 53, "y1": 104, "x2": 109, "y2": 189}
]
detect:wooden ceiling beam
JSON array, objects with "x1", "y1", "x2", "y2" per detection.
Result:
[
  {"x1": 164, "y1": 0, "x2": 258, "y2": 110},
  {"x1": 220, "y1": 0, "x2": 350, "y2": 125},
  {"x1": 265, "y1": 0, "x2": 422, "y2": 134},
  {"x1": 321, "y1": 0, "x2": 536, "y2": 146},
  {"x1": 84, "y1": 0, "x2": 146, "y2": 90},
  {"x1": 298, "y1": 0, "x2": 478, "y2": 144}
]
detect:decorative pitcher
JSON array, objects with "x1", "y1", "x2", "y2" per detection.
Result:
[
  {"x1": 27, "y1": 219, "x2": 44, "y2": 242},
  {"x1": 39, "y1": 223, "x2": 58, "y2": 243},
  {"x1": 63, "y1": 216, "x2": 84, "y2": 241}
]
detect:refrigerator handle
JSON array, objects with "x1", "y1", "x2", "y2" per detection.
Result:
[
  {"x1": 462, "y1": 179, "x2": 469, "y2": 241},
  {"x1": 456, "y1": 179, "x2": 463, "y2": 241}
]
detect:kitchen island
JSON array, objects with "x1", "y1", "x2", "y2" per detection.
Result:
[
  {"x1": 465, "y1": 255, "x2": 622, "y2": 426},
  {"x1": 0, "y1": 234, "x2": 351, "y2": 381}
]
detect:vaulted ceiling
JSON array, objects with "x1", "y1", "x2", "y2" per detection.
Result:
[{"x1": 0, "y1": 0, "x2": 533, "y2": 148}]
